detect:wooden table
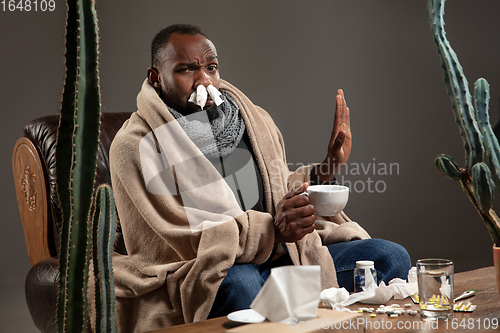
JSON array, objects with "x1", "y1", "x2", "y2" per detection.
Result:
[{"x1": 149, "y1": 266, "x2": 500, "y2": 333}]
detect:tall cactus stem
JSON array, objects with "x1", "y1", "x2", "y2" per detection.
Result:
[
  {"x1": 428, "y1": 0, "x2": 484, "y2": 169},
  {"x1": 56, "y1": 0, "x2": 102, "y2": 332},
  {"x1": 92, "y1": 184, "x2": 118, "y2": 333},
  {"x1": 474, "y1": 79, "x2": 500, "y2": 190}
]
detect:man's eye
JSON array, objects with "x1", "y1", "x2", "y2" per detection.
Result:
[{"x1": 207, "y1": 65, "x2": 218, "y2": 72}]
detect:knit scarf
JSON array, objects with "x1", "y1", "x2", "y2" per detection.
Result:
[{"x1": 167, "y1": 91, "x2": 245, "y2": 158}]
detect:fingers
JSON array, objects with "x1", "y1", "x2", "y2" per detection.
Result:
[
  {"x1": 341, "y1": 91, "x2": 350, "y2": 128},
  {"x1": 338, "y1": 88, "x2": 344, "y2": 99},
  {"x1": 336, "y1": 90, "x2": 348, "y2": 119},
  {"x1": 284, "y1": 182, "x2": 309, "y2": 199},
  {"x1": 335, "y1": 89, "x2": 350, "y2": 138},
  {"x1": 285, "y1": 220, "x2": 316, "y2": 241},
  {"x1": 336, "y1": 89, "x2": 345, "y2": 111},
  {"x1": 294, "y1": 214, "x2": 316, "y2": 236},
  {"x1": 274, "y1": 185, "x2": 317, "y2": 242},
  {"x1": 337, "y1": 89, "x2": 345, "y2": 107},
  {"x1": 301, "y1": 220, "x2": 316, "y2": 235},
  {"x1": 277, "y1": 195, "x2": 315, "y2": 219},
  {"x1": 276, "y1": 213, "x2": 316, "y2": 242},
  {"x1": 296, "y1": 203, "x2": 315, "y2": 219}
]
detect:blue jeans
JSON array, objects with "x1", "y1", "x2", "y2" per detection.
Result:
[{"x1": 207, "y1": 238, "x2": 411, "y2": 318}]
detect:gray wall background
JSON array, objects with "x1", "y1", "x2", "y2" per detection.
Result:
[{"x1": 1, "y1": 0, "x2": 499, "y2": 331}]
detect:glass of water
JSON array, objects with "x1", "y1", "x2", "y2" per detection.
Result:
[{"x1": 417, "y1": 259, "x2": 454, "y2": 320}]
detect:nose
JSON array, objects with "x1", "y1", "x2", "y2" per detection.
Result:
[{"x1": 195, "y1": 71, "x2": 212, "y2": 88}]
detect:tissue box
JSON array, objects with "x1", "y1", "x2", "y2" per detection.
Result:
[{"x1": 226, "y1": 309, "x2": 363, "y2": 333}]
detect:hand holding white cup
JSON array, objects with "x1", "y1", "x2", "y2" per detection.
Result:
[{"x1": 301, "y1": 185, "x2": 349, "y2": 216}]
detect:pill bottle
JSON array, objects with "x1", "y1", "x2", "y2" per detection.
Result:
[{"x1": 354, "y1": 260, "x2": 377, "y2": 292}]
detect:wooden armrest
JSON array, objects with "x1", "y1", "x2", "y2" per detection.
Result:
[{"x1": 12, "y1": 136, "x2": 52, "y2": 266}]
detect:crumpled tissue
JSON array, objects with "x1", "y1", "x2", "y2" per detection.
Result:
[
  {"x1": 321, "y1": 267, "x2": 418, "y2": 310},
  {"x1": 250, "y1": 265, "x2": 321, "y2": 324},
  {"x1": 188, "y1": 84, "x2": 224, "y2": 109},
  {"x1": 320, "y1": 287, "x2": 349, "y2": 305}
]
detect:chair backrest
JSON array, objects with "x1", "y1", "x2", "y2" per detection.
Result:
[{"x1": 13, "y1": 112, "x2": 132, "y2": 266}]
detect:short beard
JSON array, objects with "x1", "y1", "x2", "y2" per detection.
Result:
[{"x1": 161, "y1": 87, "x2": 187, "y2": 115}]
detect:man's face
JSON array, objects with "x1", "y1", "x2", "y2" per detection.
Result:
[{"x1": 154, "y1": 33, "x2": 220, "y2": 115}]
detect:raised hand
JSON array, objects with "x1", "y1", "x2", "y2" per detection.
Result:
[{"x1": 316, "y1": 89, "x2": 352, "y2": 183}]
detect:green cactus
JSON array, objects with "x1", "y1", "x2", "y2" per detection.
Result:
[
  {"x1": 55, "y1": 0, "x2": 117, "y2": 332},
  {"x1": 429, "y1": 0, "x2": 500, "y2": 245},
  {"x1": 92, "y1": 184, "x2": 118, "y2": 333}
]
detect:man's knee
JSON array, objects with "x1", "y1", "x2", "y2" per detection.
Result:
[
  {"x1": 328, "y1": 238, "x2": 411, "y2": 284},
  {"x1": 222, "y1": 264, "x2": 264, "y2": 287},
  {"x1": 364, "y1": 239, "x2": 412, "y2": 281},
  {"x1": 209, "y1": 264, "x2": 264, "y2": 318},
  {"x1": 367, "y1": 238, "x2": 410, "y2": 258},
  {"x1": 216, "y1": 264, "x2": 264, "y2": 303}
]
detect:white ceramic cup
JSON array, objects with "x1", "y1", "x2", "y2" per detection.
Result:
[{"x1": 301, "y1": 185, "x2": 349, "y2": 216}]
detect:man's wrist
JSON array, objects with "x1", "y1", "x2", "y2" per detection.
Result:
[{"x1": 310, "y1": 164, "x2": 337, "y2": 185}]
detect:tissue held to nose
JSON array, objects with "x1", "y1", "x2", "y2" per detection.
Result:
[{"x1": 188, "y1": 84, "x2": 224, "y2": 110}]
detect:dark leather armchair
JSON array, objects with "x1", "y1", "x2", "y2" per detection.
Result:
[{"x1": 12, "y1": 112, "x2": 132, "y2": 333}]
